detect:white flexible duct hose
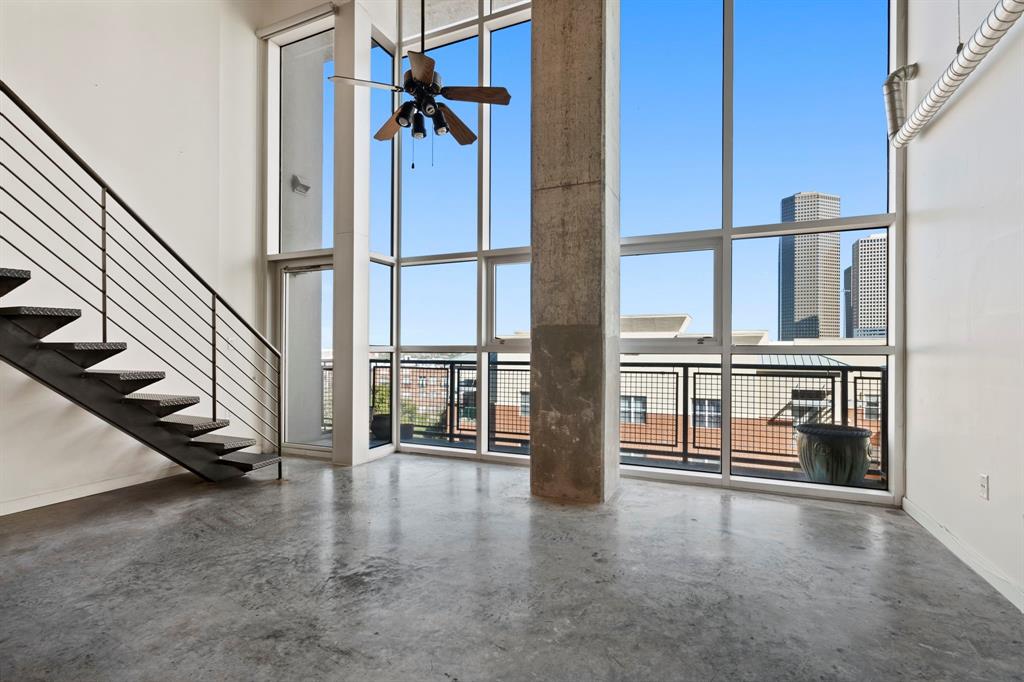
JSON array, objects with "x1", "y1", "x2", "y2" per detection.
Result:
[{"x1": 891, "y1": 0, "x2": 1024, "y2": 148}]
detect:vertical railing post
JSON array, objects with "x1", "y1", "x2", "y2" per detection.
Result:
[
  {"x1": 100, "y1": 188, "x2": 108, "y2": 342},
  {"x1": 840, "y1": 369, "x2": 849, "y2": 425},
  {"x1": 277, "y1": 355, "x2": 283, "y2": 479},
  {"x1": 681, "y1": 365, "x2": 689, "y2": 462},
  {"x1": 211, "y1": 295, "x2": 217, "y2": 420}
]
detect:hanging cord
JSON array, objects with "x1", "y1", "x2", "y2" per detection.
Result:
[
  {"x1": 411, "y1": 137, "x2": 416, "y2": 170},
  {"x1": 431, "y1": 129, "x2": 435, "y2": 167},
  {"x1": 956, "y1": 0, "x2": 964, "y2": 53}
]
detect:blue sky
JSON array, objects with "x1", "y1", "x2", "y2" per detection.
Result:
[{"x1": 321, "y1": 0, "x2": 888, "y2": 346}]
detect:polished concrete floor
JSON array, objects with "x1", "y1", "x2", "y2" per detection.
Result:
[{"x1": 1, "y1": 455, "x2": 1021, "y2": 681}]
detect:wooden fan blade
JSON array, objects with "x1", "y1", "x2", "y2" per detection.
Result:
[
  {"x1": 440, "y1": 86, "x2": 511, "y2": 105},
  {"x1": 330, "y1": 75, "x2": 402, "y2": 92},
  {"x1": 407, "y1": 51, "x2": 435, "y2": 84},
  {"x1": 437, "y1": 104, "x2": 476, "y2": 145},
  {"x1": 374, "y1": 106, "x2": 404, "y2": 141}
]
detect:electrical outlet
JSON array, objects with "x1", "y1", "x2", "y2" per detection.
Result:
[{"x1": 979, "y1": 474, "x2": 989, "y2": 500}]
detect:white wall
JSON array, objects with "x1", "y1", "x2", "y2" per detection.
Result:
[
  {"x1": 0, "y1": 0, "x2": 268, "y2": 514},
  {"x1": 903, "y1": 0, "x2": 1024, "y2": 610}
]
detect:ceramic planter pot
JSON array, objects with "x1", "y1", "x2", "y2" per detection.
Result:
[
  {"x1": 370, "y1": 414, "x2": 392, "y2": 441},
  {"x1": 795, "y1": 423, "x2": 872, "y2": 486}
]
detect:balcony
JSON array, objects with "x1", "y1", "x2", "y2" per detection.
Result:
[{"x1": 320, "y1": 357, "x2": 887, "y2": 489}]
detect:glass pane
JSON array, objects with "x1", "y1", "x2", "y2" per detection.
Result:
[
  {"x1": 369, "y1": 262, "x2": 392, "y2": 346},
  {"x1": 734, "y1": 0, "x2": 888, "y2": 226},
  {"x1": 401, "y1": 38, "x2": 479, "y2": 256},
  {"x1": 621, "y1": 251, "x2": 715, "y2": 338},
  {"x1": 285, "y1": 269, "x2": 332, "y2": 447},
  {"x1": 370, "y1": 352, "x2": 392, "y2": 448},
  {"x1": 488, "y1": 352, "x2": 530, "y2": 455},
  {"x1": 733, "y1": 228, "x2": 888, "y2": 344},
  {"x1": 280, "y1": 30, "x2": 334, "y2": 252},
  {"x1": 404, "y1": 0, "x2": 477, "y2": 39},
  {"x1": 494, "y1": 262, "x2": 530, "y2": 339},
  {"x1": 490, "y1": 21, "x2": 531, "y2": 248},
  {"x1": 400, "y1": 261, "x2": 476, "y2": 345},
  {"x1": 730, "y1": 355, "x2": 888, "y2": 490},
  {"x1": 400, "y1": 353, "x2": 477, "y2": 450},
  {"x1": 621, "y1": 1, "x2": 722, "y2": 235},
  {"x1": 370, "y1": 41, "x2": 394, "y2": 255},
  {"x1": 491, "y1": 0, "x2": 529, "y2": 11},
  {"x1": 619, "y1": 355, "x2": 723, "y2": 474}
]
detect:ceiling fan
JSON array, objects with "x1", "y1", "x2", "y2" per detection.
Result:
[{"x1": 330, "y1": 0, "x2": 511, "y2": 146}]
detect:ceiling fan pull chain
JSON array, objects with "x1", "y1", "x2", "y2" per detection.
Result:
[{"x1": 411, "y1": 137, "x2": 416, "y2": 170}]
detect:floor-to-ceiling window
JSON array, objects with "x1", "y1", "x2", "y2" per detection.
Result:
[
  {"x1": 392, "y1": 0, "x2": 896, "y2": 500},
  {"x1": 392, "y1": 2, "x2": 532, "y2": 455},
  {"x1": 369, "y1": 38, "x2": 397, "y2": 449},
  {"x1": 275, "y1": 27, "x2": 336, "y2": 452},
  {"x1": 268, "y1": 0, "x2": 897, "y2": 499}
]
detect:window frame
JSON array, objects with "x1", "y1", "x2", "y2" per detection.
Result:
[{"x1": 263, "y1": 0, "x2": 905, "y2": 505}]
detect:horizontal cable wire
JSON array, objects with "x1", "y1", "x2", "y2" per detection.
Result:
[
  {"x1": 0, "y1": 171, "x2": 101, "y2": 255},
  {"x1": 0, "y1": 233, "x2": 103, "y2": 305},
  {"x1": 104, "y1": 210, "x2": 214, "y2": 313},
  {"x1": 0, "y1": 112, "x2": 102, "y2": 210},
  {"x1": 215, "y1": 331, "x2": 280, "y2": 388},
  {"x1": 0, "y1": 210, "x2": 102, "y2": 289},
  {"x1": 215, "y1": 363, "x2": 279, "y2": 417},
  {"x1": 105, "y1": 231, "x2": 214, "y2": 331},
  {"x1": 215, "y1": 314, "x2": 281, "y2": 369},
  {"x1": 106, "y1": 273, "x2": 212, "y2": 365},
  {"x1": 0, "y1": 143, "x2": 103, "y2": 239},
  {"x1": 214, "y1": 336, "x2": 280, "y2": 395},
  {"x1": 106, "y1": 254, "x2": 213, "y2": 339}
]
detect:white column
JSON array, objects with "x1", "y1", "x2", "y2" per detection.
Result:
[{"x1": 333, "y1": 1, "x2": 372, "y2": 466}]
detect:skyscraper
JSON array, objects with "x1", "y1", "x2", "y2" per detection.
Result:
[
  {"x1": 843, "y1": 266, "x2": 854, "y2": 338},
  {"x1": 850, "y1": 232, "x2": 887, "y2": 338},
  {"x1": 778, "y1": 192, "x2": 841, "y2": 340}
]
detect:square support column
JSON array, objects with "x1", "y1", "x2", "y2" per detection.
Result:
[
  {"x1": 530, "y1": 0, "x2": 620, "y2": 503},
  {"x1": 333, "y1": 1, "x2": 371, "y2": 466}
]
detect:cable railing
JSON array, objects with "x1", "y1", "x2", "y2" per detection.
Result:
[{"x1": 0, "y1": 81, "x2": 281, "y2": 457}]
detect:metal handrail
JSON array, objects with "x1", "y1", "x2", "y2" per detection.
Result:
[{"x1": 0, "y1": 80, "x2": 278, "y2": 358}]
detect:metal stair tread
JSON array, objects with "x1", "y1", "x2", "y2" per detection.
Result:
[
  {"x1": 191, "y1": 434, "x2": 257, "y2": 446},
  {"x1": 40, "y1": 341, "x2": 127, "y2": 351},
  {"x1": 124, "y1": 393, "x2": 200, "y2": 406},
  {"x1": 159, "y1": 415, "x2": 231, "y2": 435},
  {"x1": 0, "y1": 306, "x2": 81, "y2": 317},
  {"x1": 0, "y1": 269, "x2": 32, "y2": 297},
  {"x1": 218, "y1": 451, "x2": 281, "y2": 471},
  {"x1": 85, "y1": 370, "x2": 165, "y2": 380}
]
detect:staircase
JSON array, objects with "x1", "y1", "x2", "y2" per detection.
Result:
[{"x1": 0, "y1": 82, "x2": 281, "y2": 482}]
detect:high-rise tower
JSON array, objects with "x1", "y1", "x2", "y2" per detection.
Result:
[
  {"x1": 850, "y1": 232, "x2": 887, "y2": 338},
  {"x1": 778, "y1": 192, "x2": 841, "y2": 340}
]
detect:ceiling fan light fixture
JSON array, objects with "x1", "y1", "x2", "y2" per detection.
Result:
[
  {"x1": 422, "y1": 97, "x2": 438, "y2": 116},
  {"x1": 411, "y1": 111, "x2": 427, "y2": 139},
  {"x1": 432, "y1": 109, "x2": 449, "y2": 136},
  {"x1": 396, "y1": 101, "x2": 416, "y2": 128}
]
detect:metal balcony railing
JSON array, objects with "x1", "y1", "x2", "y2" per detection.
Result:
[{"x1": 342, "y1": 357, "x2": 887, "y2": 487}]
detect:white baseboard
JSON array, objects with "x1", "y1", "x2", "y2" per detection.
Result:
[
  {"x1": 1, "y1": 464, "x2": 182, "y2": 516},
  {"x1": 903, "y1": 496, "x2": 1023, "y2": 613}
]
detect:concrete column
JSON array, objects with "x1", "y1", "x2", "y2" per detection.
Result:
[
  {"x1": 333, "y1": 1, "x2": 371, "y2": 466},
  {"x1": 530, "y1": 0, "x2": 620, "y2": 503}
]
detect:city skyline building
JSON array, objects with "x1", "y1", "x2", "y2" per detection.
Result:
[
  {"x1": 778, "y1": 192, "x2": 841, "y2": 340},
  {"x1": 843, "y1": 266, "x2": 854, "y2": 338},
  {"x1": 850, "y1": 232, "x2": 888, "y2": 338}
]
